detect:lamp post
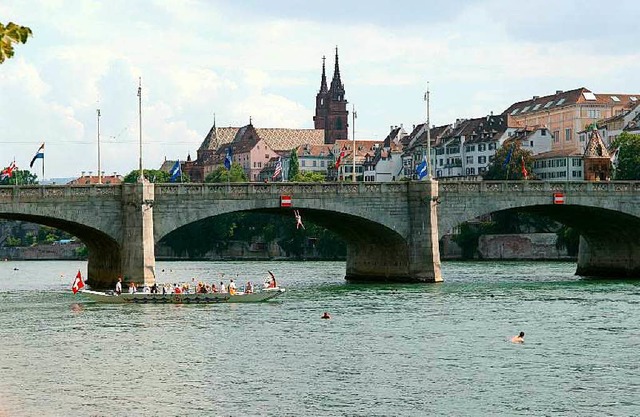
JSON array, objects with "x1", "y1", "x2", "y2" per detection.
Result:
[
  {"x1": 352, "y1": 105, "x2": 357, "y2": 182},
  {"x1": 137, "y1": 77, "x2": 144, "y2": 183},
  {"x1": 97, "y1": 109, "x2": 102, "y2": 184},
  {"x1": 424, "y1": 81, "x2": 432, "y2": 179}
]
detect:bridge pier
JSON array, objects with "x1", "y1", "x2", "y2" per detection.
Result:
[
  {"x1": 120, "y1": 181, "x2": 156, "y2": 287},
  {"x1": 345, "y1": 181, "x2": 442, "y2": 283},
  {"x1": 577, "y1": 235, "x2": 640, "y2": 278}
]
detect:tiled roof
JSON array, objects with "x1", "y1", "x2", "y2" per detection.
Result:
[
  {"x1": 255, "y1": 128, "x2": 325, "y2": 151},
  {"x1": 583, "y1": 130, "x2": 610, "y2": 158},
  {"x1": 297, "y1": 144, "x2": 333, "y2": 158},
  {"x1": 199, "y1": 126, "x2": 241, "y2": 151},
  {"x1": 533, "y1": 149, "x2": 583, "y2": 159},
  {"x1": 504, "y1": 88, "x2": 640, "y2": 117}
]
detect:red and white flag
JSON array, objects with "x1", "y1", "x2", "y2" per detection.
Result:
[
  {"x1": 521, "y1": 156, "x2": 528, "y2": 180},
  {"x1": 335, "y1": 149, "x2": 346, "y2": 169},
  {"x1": 71, "y1": 270, "x2": 85, "y2": 294}
]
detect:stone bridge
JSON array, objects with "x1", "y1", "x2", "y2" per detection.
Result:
[
  {"x1": 0, "y1": 180, "x2": 639, "y2": 288},
  {"x1": 437, "y1": 181, "x2": 640, "y2": 278},
  {"x1": 0, "y1": 181, "x2": 440, "y2": 288}
]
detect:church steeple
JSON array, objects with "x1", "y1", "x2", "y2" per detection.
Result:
[
  {"x1": 314, "y1": 47, "x2": 348, "y2": 144},
  {"x1": 319, "y1": 55, "x2": 328, "y2": 93},
  {"x1": 329, "y1": 46, "x2": 345, "y2": 101}
]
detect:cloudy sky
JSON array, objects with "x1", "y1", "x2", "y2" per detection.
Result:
[{"x1": 1, "y1": 0, "x2": 639, "y2": 179}]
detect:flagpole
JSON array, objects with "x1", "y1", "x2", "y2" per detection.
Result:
[
  {"x1": 138, "y1": 77, "x2": 143, "y2": 183},
  {"x1": 352, "y1": 105, "x2": 357, "y2": 182},
  {"x1": 14, "y1": 158, "x2": 17, "y2": 186},
  {"x1": 42, "y1": 143, "x2": 45, "y2": 181},
  {"x1": 97, "y1": 109, "x2": 102, "y2": 184}
]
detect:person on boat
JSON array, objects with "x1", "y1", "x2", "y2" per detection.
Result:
[
  {"x1": 150, "y1": 282, "x2": 159, "y2": 294},
  {"x1": 219, "y1": 281, "x2": 227, "y2": 294},
  {"x1": 511, "y1": 331, "x2": 525, "y2": 343},
  {"x1": 211, "y1": 283, "x2": 218, "y2": 293},
  {"x1": 264, "y1": 271, "x2": 277, "y2": 289},
  {"x1": 229, "y1": 279, "x2": 237, "y2": 295},
  {"x1": 321, "y1": 312, "x2": 331, "y2": 319},
  {"x1": 115, "y1": 277, "x2": 122, "y2": 295},
  {"x1": 173, "y1": 284, "x2": 182, "y2": 294},
  {"x1": 128, "y1": 282, "x2": 137, "y2": 294},
  {"x1": 245, "y1": 281, "x2": 253, "y2": 294}
]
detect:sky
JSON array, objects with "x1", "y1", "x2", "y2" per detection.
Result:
[{"x1": 1, "y1": 0, "x2": 639, "y2": 179}]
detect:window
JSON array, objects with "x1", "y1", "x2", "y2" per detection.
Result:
[
  {"x1": 312, "y1": 160, "x2": 317, "y2": 167},
  {"x1": 336, "y1": 118, "x2": 343, "y2": 130},
  {"x1": 301, "y1": 160, "x2": 306, "y2": 167},
  {"x1": 265, "y1": 154, "x2": 269, "y2": 159},
  {"x1": 466, "y1": 156, "x2": 473, "y2": 164},
  {"x1": 587, "y1": 109, "x2": 601, "y2": 119},
  {"x1": 510, "y1": 108, "x2": 520, "y2": 115},
  {"x1": 565, "y1": 128, "x2": 572, "y2": 141},
  {"x1": 530, "y1": 141, "x2": 534, "y2": 147},
  {"x1": 321, "y1": 161, "x2": 325, "y2": 167},
  {"x1": 488, "y1": 143, "x2": 496, "y2": 150},
  {"x1": 541, "y1": 129, "x2": 547, "y2": 136},
  {"x1": 478, "y1": 156, "x2": 487, "y2": 164},
  {"x1": 532, "y1": 104, "x2": 541, "y2": 111},
  {"x1": 553, "y1": 131, "x2": 559, "y2": 143},
  {"x1": 544, "y1": 101, "x2": 554, "y2": 108},
  {"x1": 579, "y1": 134, "x2": 586, "y2": 142},
  {"x1": 556, "y1": 98, "x2": 566, "y2": 106},
  {"x1": 478, "y1": 144, "x2": 486, "y2": 152}
]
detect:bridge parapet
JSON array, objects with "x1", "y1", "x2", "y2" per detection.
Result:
[
  {"x1": 154, "y1": 182, "x2": 408, "y2": 198},
  {"x1": 0, "y1": 185, "x2": 121, "y2": 201},
  {"x1": 439, "y1": 180, "x2": 640, "y2": 194}
]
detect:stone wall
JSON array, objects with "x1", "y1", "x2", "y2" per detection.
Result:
[{"x1": 477, "y1": 233, "x2": 573, "y2": 260}]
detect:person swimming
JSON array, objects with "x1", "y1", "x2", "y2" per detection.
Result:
[
  {"x1": 511, "y1": 331, "x2": 525, "y2": 343},
  {"x1": 321, "y1": 312, "x2": 331, "y2": 319}
]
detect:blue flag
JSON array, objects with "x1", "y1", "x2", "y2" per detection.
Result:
[
  {"x1": 416, "y1": 156, "x2": 428, "y2": 180},
  {"x1": 169, "y1": 160, "x2": 181, "y2": 182},
  {"x1": 29, "y1": 143, "x2": 44, "y2": 168},
  {"x1": 224, "y1": 147, "x2": 233, "y2": 170},
  {"x1": 502, "y1": 143, "x2": 514, "y2": 168}
]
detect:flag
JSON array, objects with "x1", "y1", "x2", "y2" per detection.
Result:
[
  {"x1": 502, "y1": 143, "x2": 514, "y2": 168},
  {"x1": 272, "y1": 157, "x2": 282, "y2": 180},
  {"x1": 224, "y1": 147, "x2": 233, "y2": 170},
  {"x1": 71, "y1": 270, "x2": 85, "y2": 294},
  {"x1": 1, "y1": 161, "x2": 16, "y2": 180},
  {"x1": 335, "y1": 149, "x2": 346, "y2": 169},
  {"x1": 29, "y1": 143, "x2": 44, "y2": 168},
  {"x1": 610, "y1": 147, "x2": 620, "y2": 168},
  {"x1": 169, "y1": 160, "x2": 182, "y2": 182},
  {"x1": 416, "y1": 155, "x2": 428, "y2": 180},
  {"x1": 521, "y1": 156, "x2": 528, "y2": 179}
]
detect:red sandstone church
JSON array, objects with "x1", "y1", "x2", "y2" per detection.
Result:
[{"x1": 182, "y1": 48, "x2": 352, "y2": 182}]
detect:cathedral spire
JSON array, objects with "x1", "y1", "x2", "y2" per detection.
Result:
[
  {"x1": 329, "y1": 46, "x2": 345, "y2": 101},
  {"x1": 319, "y1": 55, "x2": 328, "y2": 93}
]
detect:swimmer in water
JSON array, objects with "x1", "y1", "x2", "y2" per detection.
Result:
[
  {"x1": 511, "y1": 331, "x2": 525, "y2": 343},
  {"x1": 321, "y1": 312, "x2": 331, "y2": 319}
]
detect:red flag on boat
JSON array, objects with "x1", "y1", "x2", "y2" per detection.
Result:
[{"x1": 72, "y1": 270, "x2": 84, "y2": 294}]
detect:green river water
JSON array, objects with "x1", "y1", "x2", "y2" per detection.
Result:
[{"x1": 0, "y1": 260, "x2": 638, "y2": 416}]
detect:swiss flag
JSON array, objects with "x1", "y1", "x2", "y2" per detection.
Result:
[{"x1": 72, "y1": 270, "x2": 85, "y2": 294}]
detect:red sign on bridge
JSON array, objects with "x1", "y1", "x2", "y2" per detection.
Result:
[
  {"x1": 553, "y1": 193, "x2": 565, "y2": 205},
  {"x1": 280, "y1": 195, "x2": 292, "y2": 207}
]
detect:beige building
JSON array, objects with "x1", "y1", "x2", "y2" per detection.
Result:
[{"x1": 504, "y1": 87, "x2": 639, "y2": 153}]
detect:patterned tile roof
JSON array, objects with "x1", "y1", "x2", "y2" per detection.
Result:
[{"x1": 255, "y1": 128, "x2": 325, "y2": 151}]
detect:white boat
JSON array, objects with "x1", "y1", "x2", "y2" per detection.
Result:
[{"x1": 79, "y1": 287, "x2": 285, "y2": 304}]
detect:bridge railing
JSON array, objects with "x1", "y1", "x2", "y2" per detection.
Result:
[
  {"x1": 154, "y1": 182, "x2": 410, "y2": 196},
  {"x1": 0, "y1": 184, "x2": 121, "y2": 201},
  {"x1": 439, "y1": 181, "x2": 640, "y2": 194}
]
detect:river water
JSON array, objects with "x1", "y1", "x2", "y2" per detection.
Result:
[{"x1": 0, "y1": 260, "x2": 638, "y2": 416}]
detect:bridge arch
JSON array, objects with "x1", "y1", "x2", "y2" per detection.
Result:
[{"x1": 438, "y1": 181, "x2": 640, "y2": 277}]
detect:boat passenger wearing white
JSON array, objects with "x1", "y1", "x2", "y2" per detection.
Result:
[
  {"x1": 229, "y1": 279, "x2": 237, "y2": 295},
  {"x1": 115, "y1": 277, "x2": 122, "y2": 295},
  {"x1": 128, "y1": 282, "x2": 137, "y2": 294},
  {"x1": 219, "y1": 282, "x2": 227, "y2": 294}
]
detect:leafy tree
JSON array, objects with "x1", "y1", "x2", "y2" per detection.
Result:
[
  {"x1": 204, "y1": 163, "x2": 248, "y2": 183},
  {"x1": 288, "y1": 148, "x2": 300, "y2": 180},
  {"x1": 556, "y1": 225, "x2": 580, "y2": 256},
  {"x1": 0, "y1": 169, "x2": 38, "y2": 185},
  {"x1": 612, "y1": 132, "x2": 640, "y2": 180},
  {"x1": 291, "y1": 171, "x2": 325, "y2": 182},
  {"x1": 483, "y1": 142, "x2": 533, "y2": 180},
  {"x1": 0, "y1": 22, "x2": 32, "y2": 64},
  {"x1": 123, "y1": 169, "x2": 171, "y2": 183}
]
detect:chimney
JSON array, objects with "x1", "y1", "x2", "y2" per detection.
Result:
[
  {"x1": 533, "y1": 96, "x2": 539, "y2": 100},
  {"x1": 390, "y1": 125, "x2": 394, "y2": 132},
  {"x1": 555, "y1": 90, "x2": 563, "y2": 95}
]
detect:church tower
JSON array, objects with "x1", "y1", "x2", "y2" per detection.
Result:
[{"x1": 314, "y1": 47, "x2": 349, "y2": 144}]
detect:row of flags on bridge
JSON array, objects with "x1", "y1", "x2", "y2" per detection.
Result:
[{"x1": 2, "y1": 143, "x2": 45, "y2": 182}]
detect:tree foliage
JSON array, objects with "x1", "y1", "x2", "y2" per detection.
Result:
[
  {"x1": 0, "y1": 22, "x2": 32, "y2": 64},
  {"x1": 0, "y1": 169, "x2": 38, "y2": 185},
  {"x1": 612, "y1": 132, "x2": 640, "y2": 180},
  {"x1": 288, "y1": 148, "x2": 300, "y2": 180},
  {"x1": 204, "y1": 163, "x2": 248, "y2": 183},
  {"x1": 123, "y1": 169, "x2": 177, "y2": 183},
  {"x1": 291, "y1": 171, "x2": 325, "y2": 182},
  {"x1": 483, "y1": 142, "x2": 534, "y2": 180}
]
